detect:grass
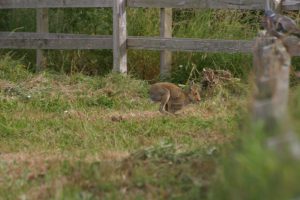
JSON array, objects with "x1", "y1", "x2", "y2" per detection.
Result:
[
  {"x1": 1, "y1": 54, "x2": 300, "y2": 199},
  {"x1": 1, "y1": 8, "x2": 300, "y2": 200},
  {"x1": 0, "y1": 54, "x2": 246, "y2": 199}
]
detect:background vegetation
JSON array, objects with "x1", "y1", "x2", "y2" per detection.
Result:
[
  {"x1": 2, "y1": 8, "x2": 296, "y2": 80},
  {"x1": 0, "y1": 8, "x2": 300, "y2": 200}
]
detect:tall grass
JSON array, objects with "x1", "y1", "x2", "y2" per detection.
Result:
[{"x1": 0, "y1": 8, "x2": 276, "y2": 81}]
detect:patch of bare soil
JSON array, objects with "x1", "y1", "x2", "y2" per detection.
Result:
[
  {"x1": 63, "y1": 104, "x2": 213, "y2": 123},
  {"x1": 121, "y1": 104, "x2": 215, "y2": 120},
  {"x1": 109, "y1": 111, "x2": 161, "y2": 122},
  {"x1": 62, "y1": 109, "x2": 161, "y2": 123}
]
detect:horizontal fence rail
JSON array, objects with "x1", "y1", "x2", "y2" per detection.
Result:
[
  {"x1": 0, "y1": 0, "x2": 113, "y2": 8},
  {"x1": 127, "y1": 37, "x2": 253, "y2": 53},
  {"x1": 0, "y1": 32, "x2": 252, "y2": 53},
  {"x1": 128, "y1": 0, "x2": 300, "y2": 10},
  {"x1": 1, "y1": 32, "x2": 300, "y2": 56},
  {"x1": 0, "y1": 32, "x2": 113, "y2": 49},
  {"x1": 1, "y1": 0, "x2": 299, "y2": 10}
]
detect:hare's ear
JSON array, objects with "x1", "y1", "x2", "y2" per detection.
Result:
[
  {"x1": 188, "y1": 80, "x2": 194, "y2": 87},
  {"x1": 187, "y1": 81, "x2": 195, "y2": 92}
]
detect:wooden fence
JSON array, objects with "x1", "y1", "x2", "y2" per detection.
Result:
[{"x1": 0, "y1": 0, "x2": 300, "y2": 75}]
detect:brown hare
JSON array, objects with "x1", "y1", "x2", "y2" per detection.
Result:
[{"x1": 149, "y1": 82, "x2": 200, "y2": 115}]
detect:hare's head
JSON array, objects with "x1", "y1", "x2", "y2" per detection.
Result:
[{"x1": 187, "y1": 82, "x2": 201, "y2": 103}]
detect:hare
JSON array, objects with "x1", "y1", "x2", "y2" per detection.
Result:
[{"x1": 149, "y1": 82, "x2": 201, "y2": 115}]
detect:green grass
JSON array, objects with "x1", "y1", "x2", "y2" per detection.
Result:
[
  {"x1": 0, "y1": 54, "x2": 245, "y2": 199},
  {"x1": 1, "y1": 54, "x2": 300, "y2": 199},
  {"x1": 208, "y1": 85, "x2": 300, "y2": 200},
  {"x1": 1, "y1": 8, "x2": 300, "y2": 200}
]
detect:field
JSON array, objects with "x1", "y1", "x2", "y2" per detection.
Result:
[
  {"x1": 1, "y1": 7, "x2": 300, "y2": 200},
  {"x1": 0, "y1": 54, "x2": 239, "y2": 199},
  {"x1": 1, "y1": 54, "x2": 300, "y2": 200}
]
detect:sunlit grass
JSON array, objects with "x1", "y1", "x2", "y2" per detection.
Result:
[{"x1": 0, "y1": 54, "x2": 245, "y2": 199}]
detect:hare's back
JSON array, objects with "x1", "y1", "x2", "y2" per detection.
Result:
[
  {"x1": 149, "y1": 83, "x2": 168, "y2": 101},
  {"x1": 149, "y1": 82, "x2": 182, "y2": 100}
]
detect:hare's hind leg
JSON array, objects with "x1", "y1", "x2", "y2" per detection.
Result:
[
  {"x1": 166, "y1": 102, "x2": 175, "y2": 114},
  {"x1": 159, "y1": 90, "x2": 173, "y2": 115}
]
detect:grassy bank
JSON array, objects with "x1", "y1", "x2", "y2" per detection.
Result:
[{"x1": 0, "y1": 54, "x2": 247, "y2": 199}]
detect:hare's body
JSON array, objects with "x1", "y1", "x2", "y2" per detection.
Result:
[{"x1": 149, "y1": 82, "x2": 200, "y2": 115}]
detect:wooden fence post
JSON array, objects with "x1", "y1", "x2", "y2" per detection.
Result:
[
  {"x1": 36, "y1": 8, "x2": 48, "y2": 72},
  {"x1": 252, "y1": 36, "x2": 291, "y2": 126},
  {"x1": 160, "y1": 8, "x2": 172, "y2": 80},
  {"x1": 113, "y1": 0, "x2": 127, "y2": 73},
  {"x1": 252, "y1": 34, "x2": 300, "y2": 158}
]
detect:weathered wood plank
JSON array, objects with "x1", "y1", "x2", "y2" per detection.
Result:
[
  {"x1": 1, "y1": 0, "x2": 299, "y2": 10},
  {"x1": 0, "y1": 38, "x2": 113, "y2": 49},
  {"x1": 113, "y1": 0, "x2": 127, "y2": 73},
  {"x1": 36, "y1": 8, "x2": 48, "y2": 72},
  {"x1": 127, "y1": 0, "x2": 300, "y2": 10},
  {"x1": 128, "y1": 37, "x2": 254, "y2": 53},
  {"x1": 0, "y1": 32, "x2": 113, "y2": 49},
  {"x1": 0, "y1": 0, "x2": 113, "y2": 8},
  {"x1": 0, "y1": 38, "x2": 112, "y2": 49},
  {"x1": 0, "y1": 32, "x2": 111, "y2": 39},
  {"x1": 252, "y1": 37, "x2": 291, "y2": 122},
  {"x1": 128, "y1": 0, "x2": 261, "y2": 9},
  {"x1": 160, "y1": 8, "x2": 172, "y2": 79},
  {"x1": 128, "y1": 37, "x2": 300, "y2": 56},
  {"x1": 1, "y1": 33, "x2": 300, "y2": 55},
  {"x1": 252, "y1": 34, "x2": 300, "y2": 159},
  {"x1": 283, "y1": 0, "x2": 300, "y2": 10}
]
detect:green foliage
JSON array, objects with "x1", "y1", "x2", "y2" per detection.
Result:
[
  {"x1": 209, "y1": 128, "x2": 300, "y2": 200},
  {"x1": 173, "y1": 10, "x2": 260, "y2": 39},
  {"x1": 49, "y1": 8, "x2": 113, "y2": 35},
  {"x1": 0, "y1": 8, "x2": 268, "y2": 80},
  {"x1": 290, "y1": 86, "x2": 300, "y2": 132},
  {"x1": 0, "y1": 9, "x2": 35, "y2": 32},
  {"x1": 170, "y1": 9, "x2": 260, "y2": 82},
  {"x1": 171, "y1": 53, "x2": 253, "y2": 84},
  {"x1": 209, "y1": 86, "x2": 300, "y2": 200},
  {"x1": 0, "y1": 53, "x2": 31, "y2": 82}
]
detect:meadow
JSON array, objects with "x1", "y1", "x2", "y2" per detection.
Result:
[
  {"x1": 0, "y1": 54, "x2": 242, "y2": 199},
  {"x1": 0, "y1": 8, "x2": 300, "y2": 200}
]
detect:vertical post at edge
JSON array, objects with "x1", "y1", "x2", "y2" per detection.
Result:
[
  {"x1": 160, "y1": 8, "x2": 172, "y2": 80},
  {"x1": 252, "y1": 37, "x2": 291, "y2": 128},
  {"x1": 113, "y1": 0, "x2": 127, "y2": 73},
  {"x1": 36, "y1": 8, "x2": 48, "y2": 72},
  {"x1": 252, "y1": 36, "x2": 300, "y2": 159}
]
